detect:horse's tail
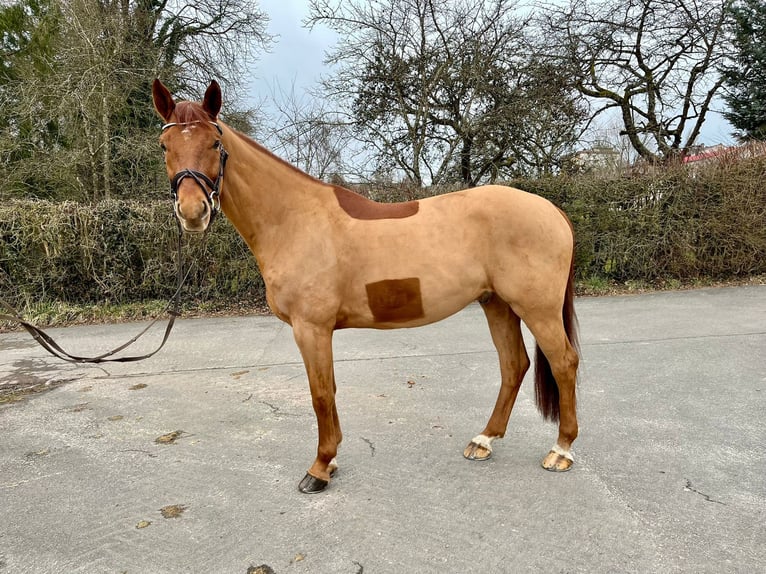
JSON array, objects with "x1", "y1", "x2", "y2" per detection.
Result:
[{"x1": 534, "y1": 223, "x2": 579, "y2": 423}]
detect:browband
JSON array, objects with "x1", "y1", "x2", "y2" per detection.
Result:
[{"x1": 161, "y1": 121, "x2": 223, "y2": 135}]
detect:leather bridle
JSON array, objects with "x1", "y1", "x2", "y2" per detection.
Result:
[{"x1": 161, "y1": 120, "x2": 228, "y2": 227}]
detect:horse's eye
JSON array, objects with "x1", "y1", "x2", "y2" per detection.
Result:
[
  {"x1": 160, "y1": 143, "x2": 167, "y2": 152},
  {"x1": 213, "y1": 140, "x2": 221, "y2": 150}
]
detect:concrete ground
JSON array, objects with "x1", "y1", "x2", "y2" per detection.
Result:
[{"x1": 0, "y1": 286, "x2": 764, "y2": 574}]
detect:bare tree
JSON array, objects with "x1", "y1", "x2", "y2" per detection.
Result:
[
  {"x1": 0, "y1": 0, "x2": 271, "y2": 200},
  {"x1": 145, "y1": 0, "x2": 272, "y2": 97},
  {"x1": 542, "y1": 0, "x2": 733, "y2": 164},
  {"x1": 263, "y1": 82, "x2": 353, "y2": 181},
  {"x1": 308, "y1": 0, "x2": 587, "y2": 186}
]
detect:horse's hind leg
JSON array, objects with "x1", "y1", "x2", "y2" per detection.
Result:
[
  {"x1": 464, "y1": 294, "x2": 530, "y2": 460},
  {"x1": 524, "y1": 312, "x2": 579, "y2": 471}
]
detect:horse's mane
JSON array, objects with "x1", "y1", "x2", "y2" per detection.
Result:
[
  {"x1": 174, "y1": 101, "x2": 214, "y2": 124},
  {"x1": 229, "y1": 124, "x2": 325, "y2": 184}
]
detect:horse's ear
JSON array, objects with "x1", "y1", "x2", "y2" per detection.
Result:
[
  {"x1": 203, "y1": 80, "x2": 222, "y2": 120},
  {"x1": 152, "y1": 79, "x2": 175, "y2": 122}
]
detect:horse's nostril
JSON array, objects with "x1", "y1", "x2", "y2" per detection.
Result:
[{"x1": 175, "y1": 199, "x2": 210, "y2": 223}]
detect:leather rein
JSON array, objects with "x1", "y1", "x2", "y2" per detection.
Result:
[
  {"x1": 0, "y1": 122, "x2": 228, "y2": 364},
  {"x1": 0, "y1": 235, "x2": 187, "y2": 364}
]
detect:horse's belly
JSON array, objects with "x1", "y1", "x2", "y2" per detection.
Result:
[{"x1": 335, "y1": 266, "x2": 488, "y2": 330}]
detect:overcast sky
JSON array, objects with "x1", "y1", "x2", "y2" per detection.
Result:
[
  {"x1": 250, "y1": 0, "x2": 734, "y2": 147},
  {"x1": 248, "y1": 0, "x2": 336, "y2": 106}
]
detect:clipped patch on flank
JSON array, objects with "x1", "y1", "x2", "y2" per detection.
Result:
[{"x1": 365, "y1": 278, "x2": 425, "y2": 323}]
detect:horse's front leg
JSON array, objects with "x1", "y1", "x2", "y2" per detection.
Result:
[{"x1": 292, "y1": 320, "x2": 341, "y2": 494}]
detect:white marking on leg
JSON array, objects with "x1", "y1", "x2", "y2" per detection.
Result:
[
  {"x1": 551, "y1": 443, "x2": 574, "y2": 462},
  {"x1": 471, "y1": 434, "x2": 496, "y2": 451},
  {"x1": 328, "y1": 457, "x2": 338, "y2": 473}
]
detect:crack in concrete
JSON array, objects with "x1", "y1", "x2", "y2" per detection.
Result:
[
  {"x1": 260, "y1": 400, "x2": 300, "y2": 418},
  {"x1": 684, "y1": 479, "x2": 725, "y2": 505},
  {"x1": 360, "y1": 437, "x2": 375, "y2": 457}
]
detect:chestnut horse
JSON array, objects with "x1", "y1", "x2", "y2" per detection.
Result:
[{"x1": 152, "y1": 79, "x2": 580, "y2": 493}]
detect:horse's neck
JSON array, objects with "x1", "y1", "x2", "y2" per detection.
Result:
[{"x1": 219, "y1": 127, "x2": 328, "y2": 261}]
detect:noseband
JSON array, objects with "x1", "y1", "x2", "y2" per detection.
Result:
[{"x1": 161, "y1": 120, "x2": 229, "y2": 226}]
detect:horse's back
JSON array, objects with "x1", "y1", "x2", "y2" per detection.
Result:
[
  {"x1": 422, "y1": 184, "x2": 572, "y2": 252},
  {"x1": 332, "y1": 184, "x2": 573, "y2": 329}
]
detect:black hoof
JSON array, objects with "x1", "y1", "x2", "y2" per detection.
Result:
[{"x1": 298, "y1": 472, "x2": 329, "y2": 494}]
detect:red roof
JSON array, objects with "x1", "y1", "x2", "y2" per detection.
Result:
[{"x1": 683, "y1": 148, "x2": 728, "y2": 163}]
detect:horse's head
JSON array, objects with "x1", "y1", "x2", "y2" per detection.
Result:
[{"x1": 152, "y1": 79, "x2": 227, "y2": 233}]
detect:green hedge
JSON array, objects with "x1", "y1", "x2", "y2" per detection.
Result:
[
  {"x1": 514, "y1": 159, "x2": 766, "y2": 281},
  {"x1": 0, "y1": 199, "x2": 265, "y2": 313},
  {"x1": 2, "y1": 159, "x2": 765, "y2": 317}
]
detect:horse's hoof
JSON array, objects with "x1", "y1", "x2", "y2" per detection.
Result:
[
  {"x1": 298, "y1": 472, "x2": 329, "y2": 494},
  {"x1": 541, "y1": 450, "x2": 573, "y2": 472},
  {"x1": 463, "y1": 441, "x2": 492, "y2": 461}
]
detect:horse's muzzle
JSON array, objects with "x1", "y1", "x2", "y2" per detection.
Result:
[{"x1": 174, "y1": 197, "x2": 210, "y2": 233}]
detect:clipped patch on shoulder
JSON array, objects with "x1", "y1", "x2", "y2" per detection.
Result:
[
  {"x1": 333, "y1": 186, "x2": 418, "y2": 220},
  {"x1": 365, "y1": 278, "x2": 425, "y2": 323}
]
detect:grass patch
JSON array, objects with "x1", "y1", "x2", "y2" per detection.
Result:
[
  {"x1": 577, "y1": 276, "x2": 612, "y2": 295},
  {"x1": 0, "y1": 377, "x2": 74, "y2": 405},
  {"x1": 3, "y1": 299, "x2": 172, "y2": 331},
  {"x1": 1, "y1": 298, "x2": 269, "y2": 332}
]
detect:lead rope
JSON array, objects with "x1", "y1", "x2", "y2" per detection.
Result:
[{"x1": 0, "y1": 227, "x2": 191, "y2": 364}]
